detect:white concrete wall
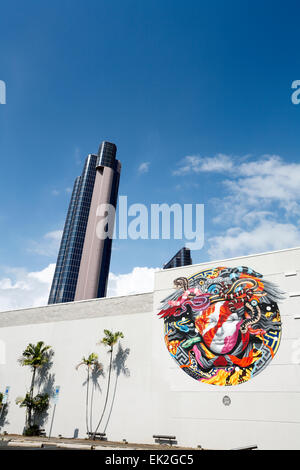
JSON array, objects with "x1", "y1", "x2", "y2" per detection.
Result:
[
  {"x1": 152, "y1": 247, "x2": 300, "y2": 450},
  {"x1": 0, "y1": 293, "x2": 154, "y2": 444},
  {"x1": 0, "y1": 247, "x2": 300, "y2": 449}
]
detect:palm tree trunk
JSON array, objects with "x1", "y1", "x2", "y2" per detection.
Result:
[
  {"x1": 86, "y1": 368, "x2": 90, "y2": 435},
  {"x1": 103, "y1": 373, "x2": 119, "y2": 433},
  {"x1": 90, "y1": 382, "x2": 94, "y2": 434},
  {"x1": 28, "y1": 367, "x2": 36, "y2": 427},
  {"x1": 30, "y1": 367, "x2": 36, "y2": 397},
  {"x1": 93, "y1": 348, "x2": 113, "y2": 437}
]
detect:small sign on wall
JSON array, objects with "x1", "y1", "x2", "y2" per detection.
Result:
[
  {"x1": 2, "y1": 386, "x2": 10, "y2": 404},
  {"x1": 53, "y1": 386, "x2": 60, "y2": 404}
]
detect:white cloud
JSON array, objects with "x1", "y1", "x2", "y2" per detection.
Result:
[
  {"x1": 138, "y1": 162, "x2": 150, "y2": 174},
  {"x1": 45, "y1": 230, "x2": 63, "y2": 241},
  {"x1": 207, "y1": 221, "x2": 300, "y2": 260},
  {"x1": 211, "y1": 194, "x2": 275, "y2": 227},
  {"x1": 173, "y1": 154, "x2": 233, "y2": 175},
  {"x1": 222, "y1": 154, "x2": 300, "y2": 203},
  {"x1": 206, "y1": 154, "x2": 300, "y2": 236},
  {"x1": 0, "y1": 263, "x2": 160, "y2": 312},
  {"x1": 175, "y1": 153, "x2": 300, "y2": 205},
  {"x1": 0, "y1": 264, "x2": 55, "y2": 312},
  {"x1": 205, "y1": 154, "x2": 300, "y2": 259},
  {"x1": 74, "y1": 146, "x2": 82, "y2": 165},
  {"x1": 107, "y1": 266, "x2": 159, "y2": 297},
  {"x1": 28, "y1": 230, "x2": 63, "y2": 257},
  {"x1": 52, "y1": 187, "x2": 73, "y2": 196}
]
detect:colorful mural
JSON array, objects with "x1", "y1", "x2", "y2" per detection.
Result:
[{"x1": 158, "y1": 266, "x2": 284, "y2": 385}]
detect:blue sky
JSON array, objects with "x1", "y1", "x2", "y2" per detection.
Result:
[{"x1": 1, "y1": 0, "x2": 300, "y2": 309}]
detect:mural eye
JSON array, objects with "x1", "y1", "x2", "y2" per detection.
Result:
[
  {"x1": 208, "y1": 285, "x2": 220, "y2": 295},
  {"x1": 251, "y1": 299, "x2": 258, "y2": 306}
]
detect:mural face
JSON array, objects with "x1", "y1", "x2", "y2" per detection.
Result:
[{"x1": 158, "y1": 266, "x2": 284, "y2": 385}]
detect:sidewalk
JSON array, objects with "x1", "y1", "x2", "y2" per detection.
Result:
[{"x1": 0, "y1": 434, "x2": 200, "y2": 451}]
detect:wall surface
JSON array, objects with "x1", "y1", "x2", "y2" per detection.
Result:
[
  {"x1": 0, "y1": 293, "x2": 154, "y2": 444},
  {"x1": 0, "y1": 247, "x2": 300, "y2": 449}
]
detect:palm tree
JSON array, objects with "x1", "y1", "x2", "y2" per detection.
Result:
[
  {"x1": 76, "y1": 353, "x2": 100, "y2": 436},
  {"x1": 93, "y1": 330, "x2": 123, "y2": 437},
  {"x1": 19, "y1": 341, "x2": 51, "y2": 429}
]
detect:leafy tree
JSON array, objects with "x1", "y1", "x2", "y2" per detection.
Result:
[
  {"x1": 93, "y1": 330, "x2": 123, "y2": 437},
  {"x1": 17, "y1": 341, "x2": 52, "y2": 434},
  {"x1": 0, "y1": 391, "x2": 9, "y2": 429},
  {"x1": 0, "y1": 392, "x2": 4, "y2": 417},
  {"x1": 76, "y1": 353, "x2": 101, "y2": 435}
]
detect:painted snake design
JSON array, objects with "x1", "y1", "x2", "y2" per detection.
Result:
[{"x1": 162, "y1": 266, "x2": 280, "y2": 334}]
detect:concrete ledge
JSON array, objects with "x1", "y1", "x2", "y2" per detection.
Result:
[
  {"x1": 7, "y1": 440, "x2": 44, "y2": 448},
  {"x1": 0, "y1": 292, "x2": 153, "y2": 328},
  {"x1": 57, "y1": 443, "x2": 93, "y2": 450},
  {"x1": 0, "y1": 435, "x2": 197, "y2": 450}
]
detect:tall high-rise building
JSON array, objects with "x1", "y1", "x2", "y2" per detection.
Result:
[
  {"x1": 48, "y1": 141, "x2": 121, "y2": 304},
  {"x1": 163, "y1": 247, "x2": 192, "y2": 270},
  {"x1": 75, "y1": 141, "x2": 121, "y2": 301}
]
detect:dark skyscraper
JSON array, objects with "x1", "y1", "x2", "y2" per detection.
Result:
[
  {"x1": 75, "y1": 141, "x2": 121, "y2": 301},
  {"x1": 163, "y1": 247, "x2": 192, "y2": 270},
  {"x1": 48, "y1": 141, "x2": 120, "y2": 304}
]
